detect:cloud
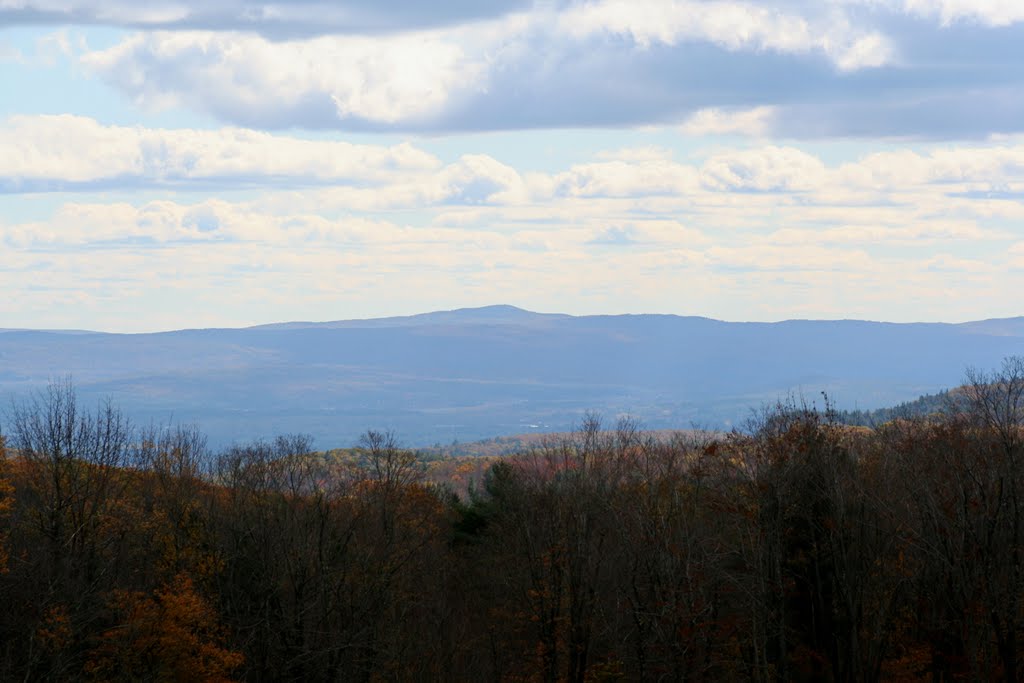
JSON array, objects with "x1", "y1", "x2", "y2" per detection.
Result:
[
  {"x1": 765, "y1": 221, "x2": 1003, "y2": 247},
  {"x1": 73, "y1": 0, "x2": 976, "y2": 136},
  {"x1": 82, "y1": 30, "x2": 485, "y2": 127},
  {"x1": 7, "y1": 0, "x2": 1023, "y2": 39},
  {"x1": 3, "y1": 135, "x2": 1020, "y2": 331},
  {"x1": 8, "y1": 133, "x2": 1020, "y2": 250},
  {"x1": 435, "y1": 154, "x2": 527, "y2": 204},
  {"x1": 0, "y1": 114, "x2": 439, "y2": 191},
  {"x1": 839, "y1": 145, "x2": 1024, "y2": 187},
  {"x1": 12, "y1": 115, "x2": 1024, "y2": 224},
  {"x1": 34, "y1": 27, "x2": 76, "y2": 64},
  {"x1": 586, "y1": 220, "x2": 707, "y2": 247},
  {"x1": 544, "y1": 155, "x2": 700, "y2": 198},
  {"x1": 78, "y1": 8, "x2": 1024, "y2": 139},
  {"x1": 1008, "y1": 242, "x2": 1024, "y2": 268},
  {"x1": 2, "y1": 114, "x2": 1022, "y2": 330},
  {"x1": 0, "y1": 28, "x2": 85, "y2": 65},
  {"x1": 7, "y1": 1, "x2": 1024, "y2": 139},
  {"x1": 839, "y1": 0, "x2": 1024, "y2": 28},
  {"x1": 680, "y1": 106, "x2": 776, "y2": 137},
  {"x1": 701, "y1": 146, "x2": 826, "y2": 192},
  {"x1": 706, "y1": 244, "x2": 876, "y2": 273},
  {"x1": 557, "y1": 0, "x2": 894, "y2": 70},
  {"x1": 0, "y1": 199, "x2": 429, "y2": 247},
  {"x1": 587, "y1": 225, "x2": 640, "y2": 246},
  {"x1": 922, "y1": 253, "x2": 991, "y2": 272},
  {"x1": 0, "y1": 0, "x2": 533, "y2": 36},
  {"x1": 7, "y1": 233, "x2": 1010, "y2": 330}
]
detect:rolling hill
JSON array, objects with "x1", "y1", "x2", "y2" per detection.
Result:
[{"x1": 1, "y1": 305, "x2": 1022, "y2": 448}]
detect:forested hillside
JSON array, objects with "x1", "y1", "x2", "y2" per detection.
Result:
[
  {"x1": 1, "y1": 359, "x2": 1024, "y2": 681},
  {"x1": 837, "y1": 388, "x2": 956, "y2": 425}
]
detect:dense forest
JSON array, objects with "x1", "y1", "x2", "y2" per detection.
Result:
[
  {"x1": 1, "y1": 359, "x2": 1023, "y2": 681},
  {"x1": 836, "y1": 389, "x2": 959, "y2": 427}
]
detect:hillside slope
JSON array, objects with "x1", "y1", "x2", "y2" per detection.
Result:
[{"x1": 1, "y1": 306, "x2": 1022, "y2": 447}]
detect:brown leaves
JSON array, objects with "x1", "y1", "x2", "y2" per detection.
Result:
[{"x1": 0, "y1": 437, "x2": 11, "y2": 574}]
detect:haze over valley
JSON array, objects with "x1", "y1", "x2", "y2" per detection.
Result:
[{"x1": 3, "y1": 305, "x2": 1022, "y2": 447}]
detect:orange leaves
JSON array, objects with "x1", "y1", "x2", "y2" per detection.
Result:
[
  {"x1": 881, "y1": 640, "x2": 933, "y2": 682},
  {"x1": 86, "y1": 574, "x2": 243, "y2": 682},
  {"x1": 37, "y1": 604, "x2": 73, "y2": 653}
]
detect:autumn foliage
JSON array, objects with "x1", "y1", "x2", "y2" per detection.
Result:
[
  {"x1": 0, "y1": 359, "x2": 1023, "y2": 681},
  {"x1": 86, "y1": 574, "x2": 243, "y2": 682}
]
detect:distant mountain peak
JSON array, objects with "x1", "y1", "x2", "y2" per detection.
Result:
[
  {"x1": 249, "y1": 304, "x2": 568, "y2": 331},
  {"x1": 439, "y1": 304, "x2": 558, "y2": 320},
  {"x1": 449, "y1": 304, "x2": 533, "y2": 315}
]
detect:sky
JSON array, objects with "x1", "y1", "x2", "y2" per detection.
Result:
[{"x1": 2, "y1": 1, "x2": 1024, "y2": 332}]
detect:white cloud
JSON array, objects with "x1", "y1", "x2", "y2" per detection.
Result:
[
  {"x1": 838, "y1": 144, "x2": 1024, "y2": 188},
  {"x1": 706, "y1": 243, "x2": 877, "y2": 272},
  {"x1": 82, "y1": 30, "x2": 485, "y2": 125},
  {"x1": 923, "y1": 253, "x2": 992, "y2": 272},
  {"x1": 830, "y1": 31, "x2": 892, "y2": 71},
  {"x1": 0, "y1": 114, "x2": 439, "y2": 189},
  {"x1": 765, "y1": 221, "x2": 1001, "y2": 246},
  {"x1": 546, "y1": 158, "x2": 700, "y2": 198},
  {"x1": 586, "y1": 219, "x2": 709, "y2": 246},
  {"x1": 558, "y1": 0, "x2": 894, "y2": 70},
  {"x1": 680, "y1": 107, "x2": 776, "y2": 137},
  {"x1": 0, "y1": 199, "x2": 466, "y2": 247},
  {"x1": 11, "y1": 132, "x2": 1022, "y2": 250},
  {"x1": 435, "y1": 154, "x2": 528, "y2": 204},
  {"x1": 3, "y1": 144, "x2": 1021, "y2": 330},
  {"x1": 701, "y1": 146, "x2": 826, "y2": 191},
  {"x1": 11, "y1": 117, "x2": 1024, "y2": 232}
]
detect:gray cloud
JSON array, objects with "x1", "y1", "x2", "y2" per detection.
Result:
[
  {"x1": 0, "y1": 0, "x2": 535, "y2": 37},
  {"x1": 31, "y1": 1, "x2": 1024, "y2": 139}
]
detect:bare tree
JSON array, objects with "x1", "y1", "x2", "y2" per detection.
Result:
[{"x1": 3, "y1": 379, "x2": 134, "y2": 678}]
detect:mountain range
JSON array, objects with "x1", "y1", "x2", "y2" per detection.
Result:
[{"x1": 2, "y1": 305, "x2": 1022, "y2": 448}]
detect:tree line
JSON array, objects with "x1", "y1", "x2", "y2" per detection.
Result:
[{"x1": 0, "y1": 359, "x2": 1023, "y2": 681}]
